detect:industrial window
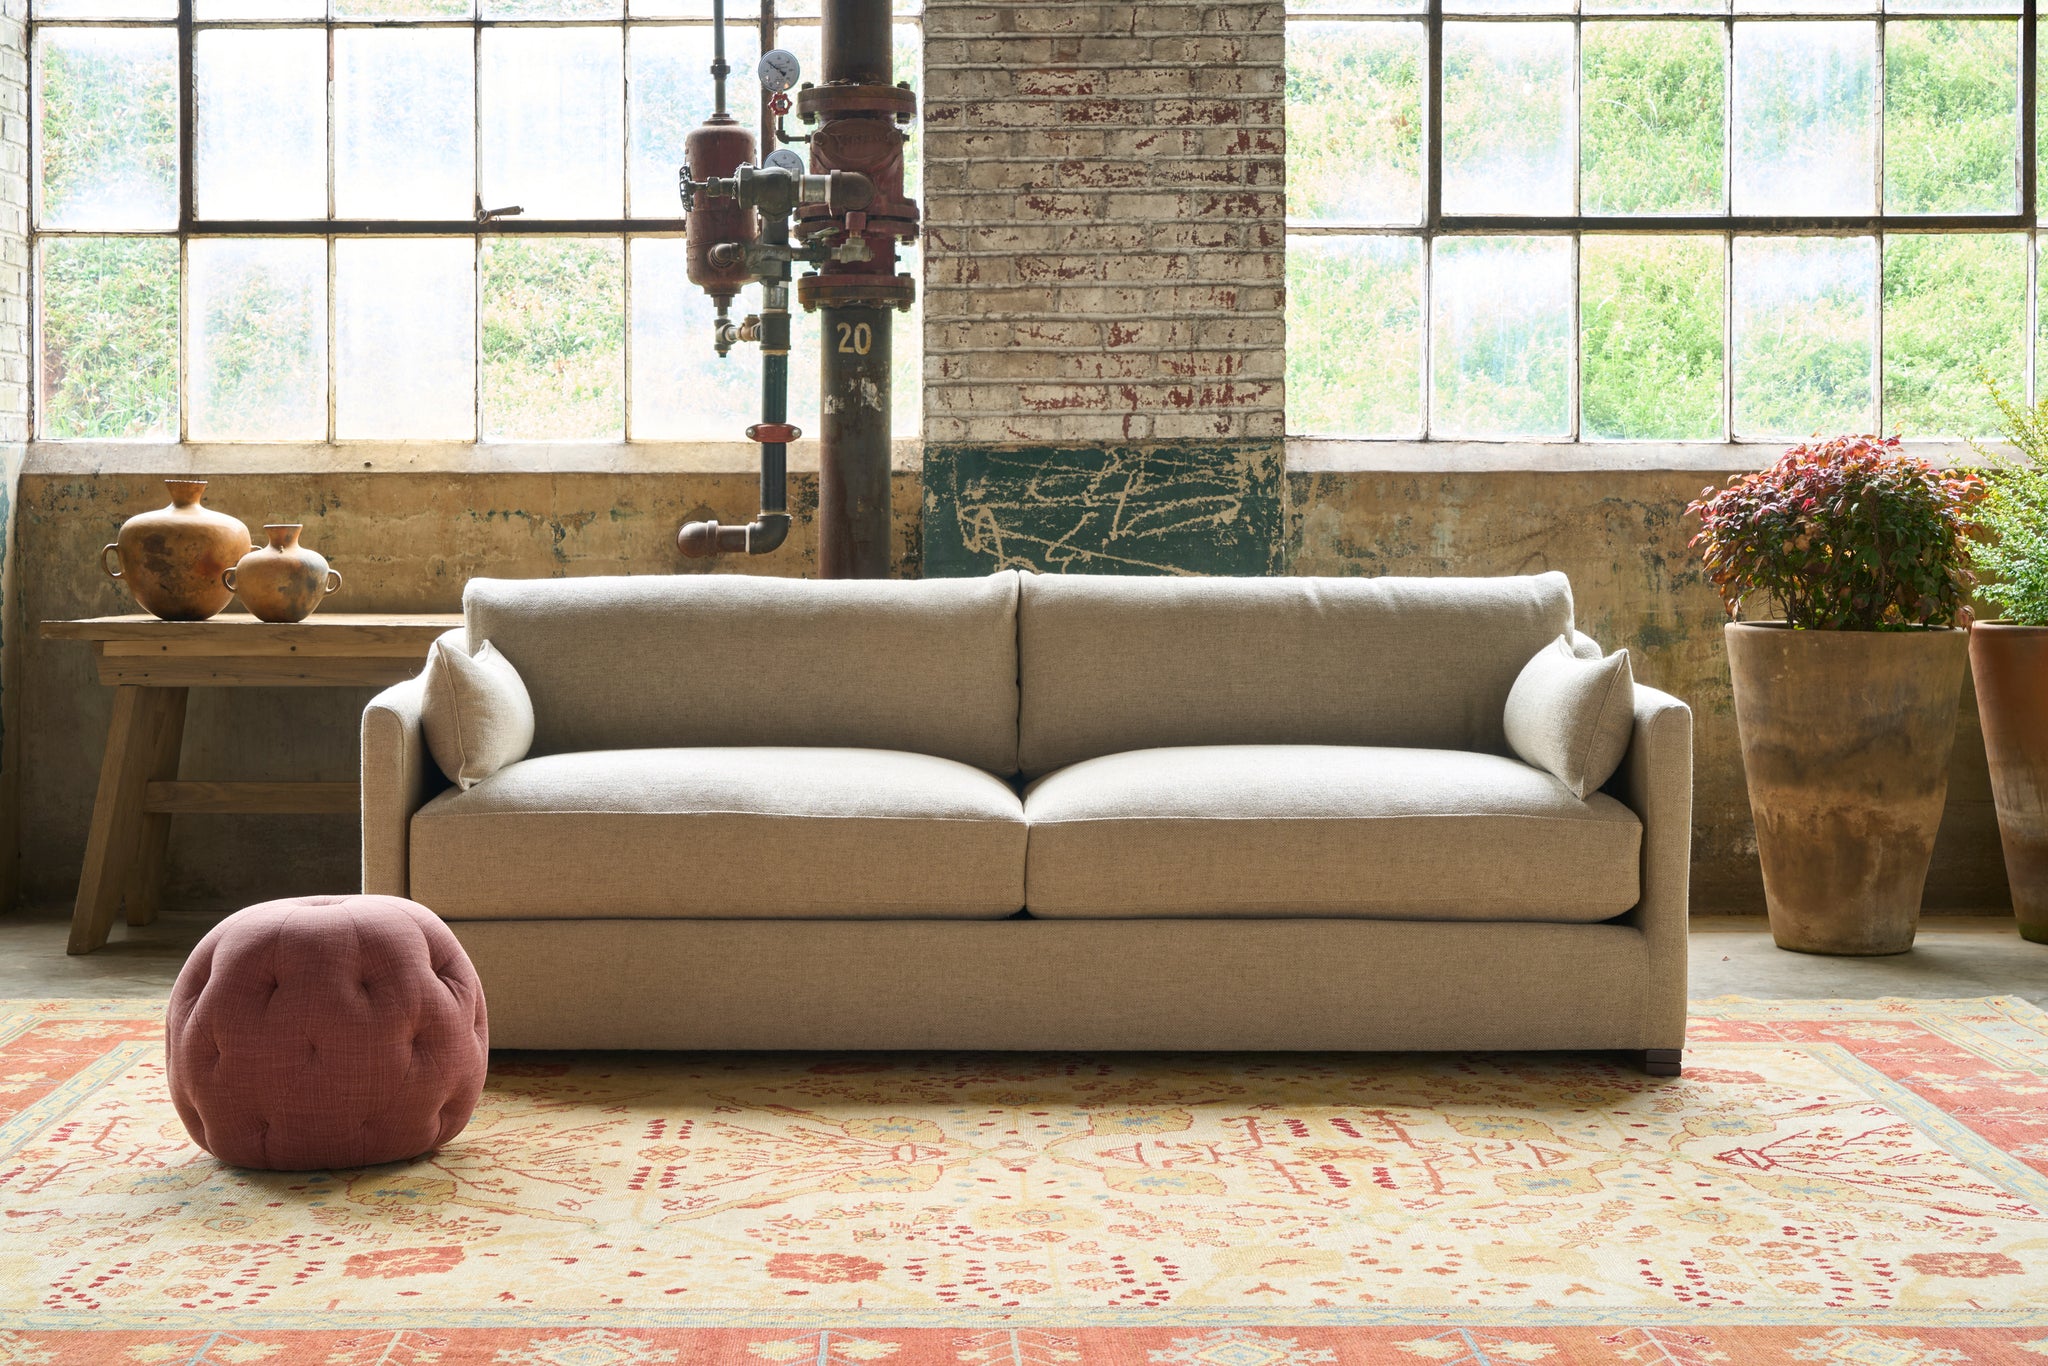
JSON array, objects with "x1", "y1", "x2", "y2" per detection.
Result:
[
  {"x1": 1286, "y1": 0, "x2": 2038, "y2": 442},
  {"x1": 30, "y1": 0, "x2": 921, "y2": 443}
]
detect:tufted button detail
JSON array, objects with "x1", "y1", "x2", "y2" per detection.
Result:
[{"x1": 164, "y1": 894, "x2": 488, "y2": 1172}]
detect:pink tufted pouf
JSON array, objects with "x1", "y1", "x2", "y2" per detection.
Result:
[{"x1": 166, "y1": 894, "x2": 489, "y2": 1170}]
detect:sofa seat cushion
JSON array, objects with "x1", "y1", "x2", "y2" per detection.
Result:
[
  {"x1": 411, "y1": 747, "x2": 1028, "y2": 921},
  {"x1": 1023, "y1": 745, "x2": 1641, "y2": 922}
]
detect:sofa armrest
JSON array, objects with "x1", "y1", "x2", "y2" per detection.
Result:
[
  {"x1": 362, "y1": 672, "x2": 442, "y2": 897},
  {"x1": 1606, "y1": 683, "x2": 1693, "y2": 1044}
]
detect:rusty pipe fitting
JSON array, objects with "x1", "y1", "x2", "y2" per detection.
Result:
[{"x1": 678, "y1": 513, "x2": 791, "y2": 558}]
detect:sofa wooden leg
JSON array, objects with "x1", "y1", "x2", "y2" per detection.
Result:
[{"x1": 1635, "y1": 1048, "x2": 1683, "y2": 1078}]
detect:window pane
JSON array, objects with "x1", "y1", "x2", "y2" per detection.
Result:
[
  {"x1": 333, "y1": 0, "x2": 471, "y2": 15},
  {"x1": 1286, "y1": 235, "x2": 1424, "y2": 437},
  {"x1": 481, "y1": 237, "x2": 624, "y2": 440},
  {"x1": 897, "y1": 21, "x2": 922, "y2": 204},
  {"x1": 894, "y1": 242, "x2": 923, "y2": 437},
  {"x1": 1586, "y1": 0, "x2": 1728, "y2": 14},
  {"x1": 1286, "y1": 0, "x2": 1427, "y2": 12},
  {"x1": 482, "y1": 29, "x2": 625, "y2": 219},
  {"x1": 630, "y1": 24, "x2": 761, "y2": 219},
  {"x1": 1287, "y1": 21, "x2": 1425, "y2": 226},
  {"x1": 188, "y1": 239, "x2": 328, "y2": 442},
  {"x1": 1581, "y1": 236, "x2": 1724, "y2": 441},
  {"x1": 336, "y1": 29, "x2": 475, "y2": 219},
  {"x1": 486, "y1": 0, "x2": 622, "y2": 15},
  {"x1": 1892, "y1": 0, "x2": 2021, "y2": 11},
  {"x1": 34, "y1": 0, "x2": 175, "y2": 16},
  {"x1": 1448, "y1": 0, "x2": 1571, "y2": 13},
  {"x1": 2039, "y1": 235, "x2": 2048, "y2": 403},
  {"x1": 1882, "y1": 233, "x2": 2023, "y2": 437},
  {"x1": 1739, "y1": 0, "x2": 1873, "y2": 13},
  {"x1": 196, "y1": 0, "x2": 323, "y2": 17},
  {"x1": 336, "y1": 239, "x2": 477, "y2": 441},
  {"x1": 1581, "y1": 22, "x2": 1725, "y2": 215},
  {"x1": 196, "y1": 29, "x2": 327, "y2": 221},
  {"x1": 1431, "y1": 236, "x2": 1572, "y2": 439},
  {"x1": 1731, "y1": 235, "x2": 1875, "y2": 438},
  {"x1": 1443, "y1": 22, "x2": 1574, "y2": 216},
  {"x1": 37, "y1": 237, "x2": 178, "y2": 440},
  {"x1": 1884, "y1": 20, "x2": 2019, "y2": 214},
  {"x1": 1732, "y1": 22, "x2": 1876, "y2": 215},
  {"x1": 628, "y1": 236, "x2": 759, "y2": 440},
  {"x1": 36, "y1": 27, "x2": 177, "y2": 231}
]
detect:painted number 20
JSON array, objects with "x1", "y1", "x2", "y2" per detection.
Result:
[{"x1": 835, "y1": 322, "x2": 873, "y2": 356}]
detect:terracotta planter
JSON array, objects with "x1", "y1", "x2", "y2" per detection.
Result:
[
  {"x1": 102, "y1": 479, "x2": 253, "y2": 622},
  {"x1": 224, "y1": 525, "x2": 342, "y2": 624},
  {"x1": 1969, "y1": 622, "x2": 2048, "y2": 944},
  {"x1": 1727, "y1": 622, "x2": 1968, "y2": 955}
]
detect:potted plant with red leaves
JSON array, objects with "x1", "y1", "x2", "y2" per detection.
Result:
[
  {"x1": 1970, "y1": 384, "x2": 2048, "y2": 944},
  {"x1": 1689, "y1": 435, "x2": 1981, "y2": 955}
]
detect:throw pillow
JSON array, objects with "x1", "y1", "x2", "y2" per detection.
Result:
[
  {"x1": 420, "y1": 632, "x2": 534, "y2": 790},
  {"x1": 1504, "y1": 633, "x2": 1635, "y2": 799}
]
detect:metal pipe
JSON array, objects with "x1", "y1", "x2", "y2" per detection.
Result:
[
  {"x1": 801, "y1": 0, "x2": 910, "y2": 576},
  {"x1": 818, "y1": 304, "x2": 892, "y2": 578},
  {"x1": 821, "y1": 0, "x2": 892, "y2": 85},
  {"x1": 711, "y1": 0, "x2": 729, "y2": 118},
  {"x1": 680, "y1": 210, "x2": 793, "y2": 559}
]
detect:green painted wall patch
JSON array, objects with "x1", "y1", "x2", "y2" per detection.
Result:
[{"x1": 922, "y1": 440, "x2": 1286, "y2": 577}]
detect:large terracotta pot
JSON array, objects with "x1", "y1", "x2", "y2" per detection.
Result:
[
  {"x1": 225, "y1": 525, "x2": 342, "y2": 624},
  {"x1": 102, "y1": 480, "x2": 252, "y2": 622},
  {"x1": 1969, "y1": 622, "x2": 2048, "y2": 944},
  {"x1": 1727, "y1": 622, "x2": 1968, "y2": 955}
]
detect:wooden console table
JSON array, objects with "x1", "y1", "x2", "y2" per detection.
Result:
[{"x1": 40, "y1": 613, "x2": 460, "y2": 954}]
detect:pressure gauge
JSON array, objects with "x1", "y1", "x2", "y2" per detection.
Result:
[
  {"x1": 759, "y1": 48, "x2": 801, "y2": 94},
  {"x1": 764, "y1": 147, "x2": 807, "y2": 176}
]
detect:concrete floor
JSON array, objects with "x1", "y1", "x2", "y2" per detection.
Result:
[{"x1": 1, "y1": 906, "x2": 2043, "y2": 1008}]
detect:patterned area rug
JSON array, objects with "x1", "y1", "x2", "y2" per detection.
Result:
[{"x1": 3, "y1": 997, "x2": 2048, "y2": 1364}]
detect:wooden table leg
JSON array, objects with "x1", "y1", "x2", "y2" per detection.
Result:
[
  {"x1": 123, "y1": 687, "x2": 189, "y2": 928},
  {"x1": 69, "y1": 687, "x2": 180, "y2": 955}
]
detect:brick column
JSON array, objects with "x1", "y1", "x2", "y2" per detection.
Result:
[{"x1": 919, "y1": 0, "x2": 1286, "y2": 575}]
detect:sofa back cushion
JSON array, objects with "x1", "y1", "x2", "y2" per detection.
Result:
[
  {"x1": 1018, "y1": 572, "x2": 1577, "y2": 776},
  {"x1": 464, "y1": 572, "x2": 1022, "y2": 774}
]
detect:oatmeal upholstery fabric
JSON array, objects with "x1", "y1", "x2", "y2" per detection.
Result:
[
  {"x1": 448, "y1": 916, "x2": 1662, "y2": 1051},
  {"x1": 1023, "y1": 745, "x2": 1641, "y2": 921},
  {"x1": 419, "y1": 630, "x2": 535, "y2": 790},
  {"x1": 1612, "y1": 684, "x2": 1695, "y2": 1050},
  {"x1": 1017, "y1": 572, "x2": 1578, "y2": 776},
  {"x1": 361, "y1": 675, "x2": 443, "y2": 898},
  {"x1": 165, "y1": 895, "x2": 488, "y2": 1171},
  {"x1": 463, "y1": 572, "x2": 1022, "y2": 774},
  {"x1": 409, "y1": 747, "x2": 1029, "y2": 921},
  {"x1": 1504, "y1": 635, "x2": 1638, "y2": 799}
]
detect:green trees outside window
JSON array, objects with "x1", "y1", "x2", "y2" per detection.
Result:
[{"x1": 1286, "y1": 0, "x2": 2042, "y2": 443}]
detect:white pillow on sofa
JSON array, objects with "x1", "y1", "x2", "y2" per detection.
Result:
[
  {"x1": 1504, "y1": 634, "x2": 1634, "y2": 799},
  {"x1": 420, "y1": 633, "x2": 534, "y2": 790}
]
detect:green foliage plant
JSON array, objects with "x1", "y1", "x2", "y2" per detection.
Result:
[
  {"x1": 1971, "y1": 382, "x2": 2048, "y2": 626},
  {"x1": 1687, "y1": 434, "x2": 1981, "y2": 630}
]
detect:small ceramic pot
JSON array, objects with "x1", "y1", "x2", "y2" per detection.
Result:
[
  {"x1": 224, "y1": 525, "x2": 342, "y2": 624},
  {"x1": 103, "y1": 479, "x2": 253, "y2": 621}
]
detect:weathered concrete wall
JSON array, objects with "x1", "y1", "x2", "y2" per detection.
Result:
[
  {"x1": 9, "y1": 457, "x2": 2009, "y2": 918},
  {"x1": 1288, "y1": 468, "x2": 2009, "y2": 915},
  {"x1": 920, "y1": 0, "x2": 1285, "y2": 574},
  {"x1": 14, "y1": 461, "x2": 920, "y2": 912}
]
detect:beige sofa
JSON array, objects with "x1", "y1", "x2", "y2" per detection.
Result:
[{"x1": 362, "y1": 571, "x2": 1692, "y2": 1070}]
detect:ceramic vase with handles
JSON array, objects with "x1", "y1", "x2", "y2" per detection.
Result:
[
  {"x1": 102, "y1": 479, "x2": 253, "y2": 622},
  {"x1": 224, "y1": 525, "x2": 342, "y2": 624}
]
